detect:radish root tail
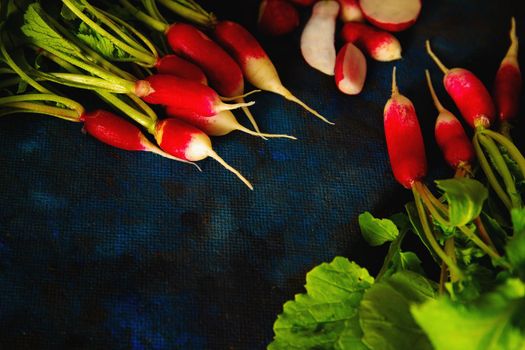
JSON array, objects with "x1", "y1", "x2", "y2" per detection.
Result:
[
  {"x1": 207, "y1": 150, "x2": 254, "y2": 190},
  {"x1": 218, "y1": 100, "x2": 255, "y2": 112},
  {"x1": 425, "y1": 69, "x2": 446, "y2": 113},
  {"x1": 237, "y1": 124, "x2": 297, "y2": 140},
  {"x1": 507, "y1": 17, "x2": 518, "y2": 58},
  {"x1": 391, "y1": 66, "x2": 398, "y2": 95},
  {"x1": 426, "y1": 40, "x2": 450, "y2": 74},
  {"x1": 278, "y1": 87, "x2": 334, "y2": 125},
  {"x1": 144, "y1": 139, "x2": 202, "y2": 171},
  {"x1": 220, "y1": 89, "x2": 262, "y2": 101}
]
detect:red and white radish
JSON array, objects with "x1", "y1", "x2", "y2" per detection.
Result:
[
  {"x1": 155, "y1": 54, "x2": 208, "y2": 85},
  {"x1": 154, "y1": 118, "x2": 253, "y2": 189},
  {"x1": 359, "y1": 0, "x2": 421, "y2": 32},
  {"x1": 300, "y1": 0, "x2": 340, "y2": 75},
  {"x1": 425, "y1": 70, "x2": 475, "y2": 171},
  {"x1": 213, "y1": 20, "x2": 333, "y2": 124},
  {"x1": 135, "y1": 74, "x2": 253, "y2": 117},
  {"x1": 426, "y1": 40, "x2": 496, "y2": 129},
  {"x1": 384, "y1": 67, "x2": 427, "y2": 189},
  {"x1": 341, "y1": 22, "x2": 401, "y2": 61},
  {"x1": 334, "y1": 42, "x2": 367, "y2": 95},
  {"x1": 493, "y1": 17, "x2": 521, "y2": 127},
  {"x1": 337, "y1": 0, "x2": 364, "y2": 22},
  {"x1": 258, "y1": 0, "x2": 300, "y2": 36}
]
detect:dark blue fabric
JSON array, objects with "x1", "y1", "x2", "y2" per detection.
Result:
[{"x1": 0, "y1": 0, "x2": 524, "y2": 348}]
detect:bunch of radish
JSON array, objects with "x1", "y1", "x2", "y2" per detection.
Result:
[{"x1": 258, "y1": 0, "x2": 421, "y2": 96}]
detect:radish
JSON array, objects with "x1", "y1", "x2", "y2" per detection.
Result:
[
  {"x1": 154, "y1": 118, "x2": 253, "y2": 189},
  {"x1": 334, "y1": 42, "x2": 367, "y2": 95},
  {"x1": 359, "y1": 0, "x2": 421, "y2": 32},
  {"x1": 493, "y1": 17, "x2": 521, "y2": 134},
  {"x1": 425, "y1": 70, "x2": 475, "y2": 171},
  {"x1": 135, "y1": 74, "x2": 253, "y2": 117},
  {"x1": 300, "y1": 0, "x2": 340, "y2": 76},
  {"x1": 340, "y1": 22, "x2": 401, "y2": 62},
  {"x1": 288, "y1": 0, "x2": 317, "y2": 6},
  {"x1": 384, "y1": 67, "x2": 427, "y2": 189},
  {"x1": 155, "y1": 54, "x2": 208, "y2": 85},
  {"x1": 258, "y1": 0, "x2": 300, "y2": 36},
  {"x1": 426, "y1": 40, "x2": 496, "y2": 129},
  {"x1": 337, "y1": 0, "x2": 364, "y2": 22},
  {"x1": 165, "y1": 107, "x2": 296, "y2": 139},
  {"x1": 213, "y1": 20, "x2": 333, "y2": 124}
]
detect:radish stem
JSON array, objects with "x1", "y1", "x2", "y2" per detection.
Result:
[
  {"x1": 1, "y1": 102, "x2": 81, "y2": 121},
  {"x1": 157, "y1": 0, "x2": 216, "y2": 27},
  {"x1": 481, "y1": 129, "x2": 525, "y2": 176},
  {"x1": 119, "y1": 0, "x2": 169, "y2": 32},
  {"x1": 444, "y1": 238, "x2": 459, "y2": 282},
  {"x1": 207, "y1": 150, "x2": 254, "y2": 190},
  {"x1": 425, "y1": 40, "x2": 450, "y2": 74}
]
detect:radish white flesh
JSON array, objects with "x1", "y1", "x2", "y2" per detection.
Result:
[
  {"x1": 359, "y1": 0, "x2": 421, "y2": 32},
  {"x1": 334, "y1": 43, "x2": 367, "y2": 95},
  {"x1": 338, "y1": 0, "x2": 364, "y2": 22},
  {"x1": 300, "y1": 0, "x2": 340, "y2": 75}
]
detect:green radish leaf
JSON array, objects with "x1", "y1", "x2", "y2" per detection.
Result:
[
  {"x1": 359, "y1": 211, "x2": 399, "y2": 246},
  {"x1": 75, "y1": 21, "x2": 131, "y2": 60},
  {"x1": 445, "y1": 264, "x2": 499, "y2": 303},
  {"x1": 21, "y1": 3, "x2": 82, "y2": 57},
  {"x1": 505, "y1": 208, "x2": 525, "y2": 280},
  {"x1": 359, "y1": 271, "x2": 436, "y2": 350},
  {"x1": 412, "y1": 278, "x2": 525, "y2": 350},
  {"x1": 268, "y1": 257, "x2": 373, "y2": 350},
  {"x1": 435, "y1": 178, "x2": 488, "y2": 227}
]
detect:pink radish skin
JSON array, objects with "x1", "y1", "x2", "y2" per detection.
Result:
[
  {"x1": 258, "y1": 0, "x2": 300, "y2": 36},
  {"x1": 300, "y1": 0, "x2": 340, "y2": 76},
  {"x1": 384, "y1": 67, "x2": 427, "y2": 189},
  {"x1": 494, "y1": 17, "x2": 522, "y2": 122},
  {"x1": 337, "y1": 0, "x2": 364, "y2": 22},
  {"x1": 359, "y1": 0, "x2": 421, "y2": 32},
  {"x1": 136, "y1": 74, "x2": 253, "y2": 118},
  {"x1": 81, "y1": 109, "x2": 191, "y2": 164},
  {"x1": 341, "y1": 22, "x2": 401, "y2": 61},
  {"x1": 426, "y1": 41, "x2": 496, "y2": 129},
  {"x1": 155, "y1": 54, "x2": 208, "y2": 85},
  {"x1": 155, "y1": 118, "x2": 253, "y2": 189},
  {"x1": 334, "y1": 43, "x2": 367, "y2": 95},
  {"x1": 425, "y1": 71, "x2": 475, "y2": 170},
  {"x1": 213, "y1": 20, "x2": 333, "y2": 124}
]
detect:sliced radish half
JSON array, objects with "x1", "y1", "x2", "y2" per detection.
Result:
[
  {"x1": 359, "y1": 0, "x2": 421, "y2": 32},
  {"x1": 335, "y1": 43, "x2": 367, "y2": 95}
]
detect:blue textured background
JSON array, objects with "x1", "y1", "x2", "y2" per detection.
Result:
[{"x1": 1, "y1": 0, "x2": 524, "y2": 348}]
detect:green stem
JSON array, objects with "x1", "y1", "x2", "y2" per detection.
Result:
[
  {"x1": 473, "y1": 132, "x2": 513, "y2": 210},
  {"x1": 444, "y1": 238, "x2": 459, "y2": 282},
  {"x1": 157, "y1": 0, "x2": 217, "y2": 28},
  {"x1": 457, "y1": 225, "x2": 504, "y2": 262},
  {"x1": 120, "y1": 0, "x2": 168, "y2": 33},
  {"x1": 2, "y1": 102, "x2": 81, "y2": 121},
  {"x1": 97, "y1": 91, "x2": 156, "y2": 132},
  {"x1": 49, "y1": 72, "x2": 135, "y2": 93},
  {"x1": 0, "y1": 94, "x2": 84, "y2": 114},
  {"x1": 478, "y1": 132, "x2": 521, "y2": 208},
  {"x1": 141, "y1": 0, "x2": 168, "y2": 24},
  {"x1": 412, "y1": 184, "x2": 464, "y2": 279},
  {"x1": 481, "y1": 128, "x2": 525, "y2": 178}
]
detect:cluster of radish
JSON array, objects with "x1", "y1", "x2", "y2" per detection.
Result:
[
  {"x1": 0, "y1": 0, "x2": 334, "y2": 190},
  {"x1": 258, "y1": 0, "x2": 422, "y2": 95},
  {"x1": 383, "y1": 17, "x2": 522, "y2": 278}
]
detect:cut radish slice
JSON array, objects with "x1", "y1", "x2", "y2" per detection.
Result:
[
  {"x1": 335, "y1": 43, "x2": 367, "y2": 95},
  {"x1": 359, "y1": 0, "x2": 421, "y2": 32}
]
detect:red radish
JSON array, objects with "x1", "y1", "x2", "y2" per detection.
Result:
[
  {"x1": 258, "y1": 0, "x2": 300, "y2": 36},
  {"x1": 425, "y1": 70, "x2": 475, "y2": 170},
  {"x1": 155, "y1": 54, "x2": 208, "y2": 85},
  {"x1": 300, "y1": 0, "x2": 340, "y2": 75},
  {"x1": 359, "y1": 0, "x2": 421, "y2": 32},
  {"x1": 165, "y1": 107, "x2": 296, "y2": 139},
  {"x1": 493, "y1": 17, "x2": 522, "y2": 123},
  {"x1": 165, "y1": 22, "x2": 261, "y2": 134},
  {"x1": 384, "y1": 67, "x2": 427, "y2": 189},
  {"x1": 334, "y1": 42, "x2": 367, "y2": 95},
  {"x1": 81, "y1": 109, "x2": 192, "y2": 164},
  {"x1": 154, "y1": 118, "x2": 253, "y2": 189},
  {"x1": 135, "y1": 74, "x2": 253, "y2": 117},
  {"x1": 426, "y1": 40, "x2": 496, "y2": 129},
  {"x1": 337, "y1": 0, "x2": 364, "y2": 22},
  {"x1": 288, "y1": 0, "x2": 317, "y2": 6},
  {"x1": 213, "y1": 20, "x2": 333, "y2": 124},
  {"x1": 341, "y1": 22, "x2": 401, "y2": 62}
]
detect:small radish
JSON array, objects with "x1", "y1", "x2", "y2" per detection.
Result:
[
  {"x1": 359, "y1": 0, "x2": 421, "y2": 32},
  {"x1": 288, "y1": 0, "x2": 317, "y2": 6},
  {"x1": 334, "y1": 42, "x2": 367, "y2": 95},
  {"x1": 154, "y1": 118, "x2": 253, "y2": 189},
  {"x1": 337, "y1": 0, "x2": 364, "y2": 22},
  {"x1": 493, "y1": 17, "x2": 522, "y2": 126},
  {"x1": 341, "y1": 22, "x2": 401, "y2": 62},
  {"x1": 155, "y1": 54, "x2": 208, "y2": 85},
  {"x1": 384, "y1": 67, "x2": 427, "y2": 189},
  {"x1": 425, "y1": 70, "x2": 475, "y2": 170},
  {"x1": 258, "y1": 0, "x2": 300, "y2": 36},
  {"x1": 135, "y1": 74, "x2": 253, "y2": 117},
  {"x1": 426, "y1": 40, "x2": 496, "y2": 129},
  {"x1": 213, "y1": 20, "x2": 333, "y2": 124},
  {"x1": 300, "y1": 0, "x2": 340, "y2": 75},
  {"x1": 81, "y1": 109, "x2": 192, "y2": 164},
  {"x1": 165, "y1": 106, "x2": 296, "y2": 139}
]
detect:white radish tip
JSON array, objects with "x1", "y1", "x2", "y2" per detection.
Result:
[{"x1": 207, "y1": 150, "x2": 254, "y2": 190}]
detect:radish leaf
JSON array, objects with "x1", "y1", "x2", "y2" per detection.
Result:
[
  {"x1": 359, "y1": 211, "x2": 399, "y2": 246},
  {"x1": 75, "y1": 22, "x2": 131, "y2": 60}
]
